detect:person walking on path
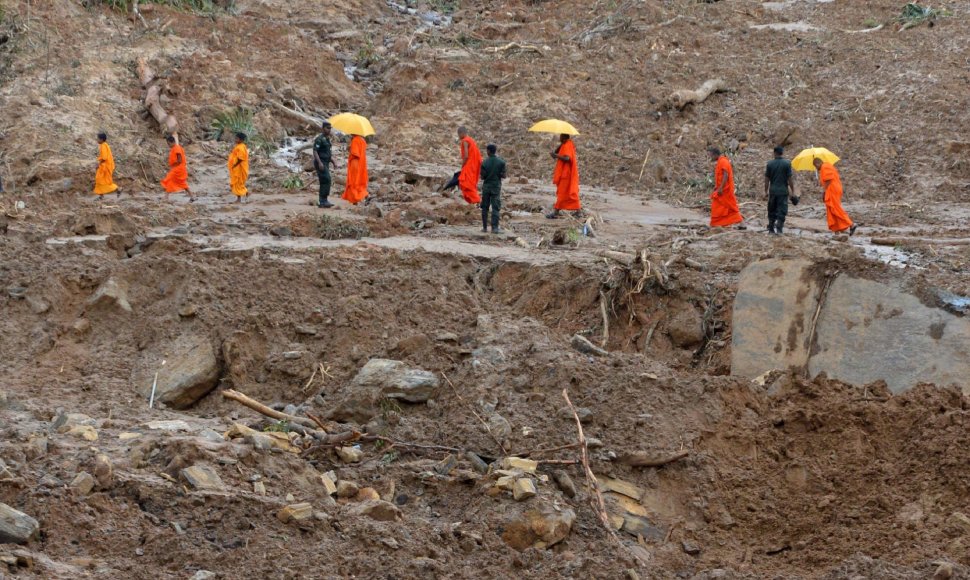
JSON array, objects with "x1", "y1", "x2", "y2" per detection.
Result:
[
  {"x1": 764, "y1": 146, "x2": 797, "y2": 234},
  {"x1": 93, "y1": 133, "x2": 119, "y2": 199},
  {"x1": 546, "y1": 134, "x2": 580, "y2": 219},
  {"x1": 708, "y1": 147, "x2": 743, "y2": 227},
  {"x1": 457, "y1": 126, "x2": 482, "y2": 205},
  {"x1": 479, "y1": 143, "x2": 507, "y2": 234},
  {"x1": 813, "y1": 157, "x2": 856, "y2": 236},
  {"x1": 160, "y1": 135, "x2": 192, "y2": 201},
  {"x1": 313, "y1": 121, "x2": 337, "y2": 208},
  {"x1": 228, "y1": 132, "x2": 249, "y2": 203}
]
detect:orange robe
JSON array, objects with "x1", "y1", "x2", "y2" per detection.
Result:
[
  {"x1": 458, "y1": 136, "x2": 482, "y2": 204},
  {"x1": 161, "y1": 144, "x2": 189, "y2": 193},
  {"x1": 710, "y1": 155, "x2": 743, "y2": 227},
  {"x1": 228, "y1": 143, "x2": 249, "y2": 197},
  {"x1": 553, "y1": 139, "x2": 581, "y2": 210},
  {"x1": 93, "y1": 142, "x2": 118, "y2": 195},
  {"x1": 819, "y1": 162, "x2": 853, "y2": 232},
  {"x1": 342, "y1": 135, "x2": 368, "y2": 205}
]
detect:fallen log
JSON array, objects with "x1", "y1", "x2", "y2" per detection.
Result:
[
  {"x1": 137, "y1": 58, "x2": 178, "y2": 136},
  {"x1": 618, "y1": 450, "x2": 689, "y2": 468},
  {"x1": 268, "y1": 100, "x2": 323, "y2": 127},
  {"x1": 668, "y1": 78, "x2": 727, "y2": 110},
  {"x1": 221, "y1": 389, "x2": 318, "y2": 429},
  {"x1": 598, "y1": 250, "x2": 636, "y2": 266}
]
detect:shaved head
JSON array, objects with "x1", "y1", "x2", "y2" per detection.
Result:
[{"x1": 457, "y1": 126, "x2": 467, "y2": 137}]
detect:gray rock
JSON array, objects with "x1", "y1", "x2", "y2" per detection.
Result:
[
  {"x1": 500, "y1": 503, "x2": 576, "y2": 550},
  {"x1": 181, "y1": 465, "x2": 224, "y2": 491},
  {"x1": 26, "y1": 296, "x2": 50, "y2": 314},
  {"x1": 6, "y1": 286, "x2": 26, "y2": 299},
  {"x1": 134, "y1": 334, "x2": 221, "y2": 409},
  {"x1": 87, "y1": 278, "x2": 132, "y2": 313},
  {"x1": 191, "y1": 571, "x2": 216, "y2": 580},
  {"x1": 357, "y1": 359, "x2": 440, "y2": 403},
  {"x1": 269, "y1": 226, "x2": 293, "y2": 237},
  {"x1": 0, "y1": 503, "x2": 40, "y2": 544},
  {"x1": 70, "y1": 472, "x2": 96, "y2": 496},
  {"x1": 487, "y1": 413, "x2": 512, "y2": 440},
  {"x1": 570, "y1": 334, "x2": 608, "y2": 356},
  {"x1": 559, "y1": 406, "x2": 593, "y2": 423}
]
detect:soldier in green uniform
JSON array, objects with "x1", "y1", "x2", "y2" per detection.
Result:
[
  {"x1": 313, "y1": 121, "x2": 337, "y2": 208},
  {"x1": 764, "y1": 146, "x2": 797, "y2": 234},
  {"x1": 479, "y1": 144, "x2": 507, "y2": 233}
]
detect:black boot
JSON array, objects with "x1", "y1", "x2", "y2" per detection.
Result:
[
  {"x1": 775, "y1": 219, "x2": 784, "y2": 235},
  {"x1": 767, "y1": 220, "x2": 776, "y2": 234},
  {"x1": 318, "y1": 197, "x2": 334, "y2": 208}
]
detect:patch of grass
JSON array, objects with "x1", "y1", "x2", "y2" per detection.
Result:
[
  {"x1": 428, "y1": 0, "x2": 460, "y2": 13},
  {"x1": 282, "y1": 175, "x2": 304, "y2": 190},
  {"x1": 314, "y1": 215, "x2": 370, "y2": 240},
  {"x1": 897, "y1": 3, "x2": 949, "y2": 28},
  {"x1": 209, "y1": 107, "x2": 274, "y2": 153},
  {"x1": 355, "y1": 40, "x2": 381, "y2": 69},
  {"x1": 863, "y1": 17, "x2": 880, "y2": 28},
  {"x1": 263, "y1": 420, "x2": 291, "y2": 433}
]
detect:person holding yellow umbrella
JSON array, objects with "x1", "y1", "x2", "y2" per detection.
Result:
[
  {"x1": 529, "y1": 119, "x2": 581, "y2": 218},
  {"x1": 793, "y1": 147, "x2": 856, "y2": 236},
  {"x1": 328, "y1": 113, "x2": 373, "y2": 205}
]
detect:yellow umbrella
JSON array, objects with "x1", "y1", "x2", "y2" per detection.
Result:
[
  {"x1": 792, "y1": 147, "x2": 839, "y2": 171},
  {"x1": 328, "y1": 112, "x2": 376, "y2": 137},
  {"x1": 528, "y1": 119, "x2": 580, "y2": 136}
]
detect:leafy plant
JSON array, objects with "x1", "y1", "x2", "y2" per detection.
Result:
[
  {"x1": 428, "y1": 0, "x2": 460, "y2": 13},
  {"x1": 263, "y1": 420, "x2": 291, "y2": 433},
  {"x1": 355, "y1": 41, "x2": 381, "y2": 68},
  {"x1": 897, "y1": 3, "x2": 948, "y2": 29},
  {"x1": 282, "y1": 175, "x2": 304, "y2": 190},
  {"x1": 209, "y1": 107, "x2": 274, "y2": 153}
]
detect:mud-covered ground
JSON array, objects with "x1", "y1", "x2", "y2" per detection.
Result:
[{"x1": 1, "y1": 0, "x2": 970, "y2": 578}]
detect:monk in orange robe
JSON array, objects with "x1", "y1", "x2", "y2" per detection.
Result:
[
  {"x1": 708, "y1": 147, "x2": 743, "y2": 227},
  {"x1": 457, "y1": 126, "x2": 482, "y2": 204},
  {"x1": 93, "y1": 132, "x2": 119, "y2": 198},
  {"x1": 228, "y1": 132, "x2": 249, "y2": 203},
  {"x1": 546, "y1": 134, "x2": 581, "y2": 218},
  {"x1": 813, "y1": 158, "x2": 856, "y2": 235},
  {"x1": 160, "y1": 135, "x2": 192, "y2": 201},
  {"x1": 342, "y1": 135, "x2": 368, "y2": 205}
]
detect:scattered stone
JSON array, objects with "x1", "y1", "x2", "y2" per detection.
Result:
[
  {"x1": 93, "y1": 454, "x2": 113, "y2": 489},
  {"x1": 87, "y1": 278, "x2": 132, "y2": 313},
  {"x1": 487, "y1": 413, "x2": 512, "y2": 441},
  {"x1": 295, "y1": 325, "x2": 318, "y2": 336},
  {"x1": 0, "y1": 503, "x2": 40, "y2": 544},
  {"x1": 336, "y1": 446, "x2": 363, "y2": 463},
  {"x1": 320, "y1": 473, "x2": 337, "y2": 496},
  {"x1": 253, "y1": 481, "x2": 266, "y2": 495},
  {"x1": 282, "y1": 350, "x2": 304, "y2": 360},
  {"x1": 25, "y1": 436, "x2": 48, "y2": 460},
  {"x1": 553, "y1": 471, "x2": 577, "y2": 498},
  {"x1": 336, "y1": 480, "x2": 359, "y2": 498},
  {"x1": 145, "y1": 420, "x2": 193, "y2": 432},
  {"x1": 269, "y1": 226, "x2": 293, "y2": 237},
  {"x1": 181, "y1": 465, "x2": 224, "y2": 491},
  {"x1": 354, "y1": 500, "x2": 402, "y2": 522},
  {"x1": 355, "y1": 487, "x2": 380, "y2": 502},
  {"x1": 198, "y1": 429, "x2": 225, "y2": 443},
  {"x1": 570, "y1": 334, "x2": 608, "y2": 356},
  {"x1": 501, "y1": 504, "x2": 576, "y2": 550},
  {"x1": 26, "y1": 296, "x2": 50, "y2": 314},
  {"x1": 667, "y1": 307, "x2": 705, "y2": 348},
  {"x1": 134, "y1": 334, "x2": 221, "y2": 409},
  {"x1": 512, "y1": 478, "x2": 537, "y2": 501},
  {"x1": 501, "y1": 457, "x2": 538, "y2": 474},
  {"x1": 434, "y1": 332, "x2": 459, "y2": 343},
  {"x1": 559, "y1": 406, "x2": 594, "y2": 423},
  {"x1": 6, "y1": 286, "x2": 26, "y2": 299},
  {"x1": 72, "y1": 318, "x2": 91, "y2": 334},
  {"x1": 277, "y1": 503, "x2": 313, "y2": 524},
  {"x1": 285, "y1": 493, "x2": 295, "y2": 503},
  {"x1": 178, "y1": 304, "x2": 198, "y2": 318},
  {"x1": 622, "y1": 513, "x2": 665, "y2": 540},
  {"x1": 67, "y1": 425, "x2": 98, "y2": 442},
  {"x1": 191, "y1": 571, "x2": 216, "y2": 580},
  {"x1": 465, "y1": 451, "x2": 489, "y2": 474},
  {"x1": 118, "y1": 432, "x2": 142, "y2": 441},
  {"x1": 354, "y1": 358, "x2": 440, "y2": 403},
  {"x1": 70, "y1": 472, "x2": 96, "y2": 496},
  {"x1": 382, "y1": 537, "x2": 400, "y2": 550},
  {"x1": 682, "y1": 540, "x2": 701, "y2": 555},
  {"x1": 933, "y1": 562, "x2": 955, "y2": 580},
  {"x1": 586, "y1": 437, "x2": 604, "y2": 449}
]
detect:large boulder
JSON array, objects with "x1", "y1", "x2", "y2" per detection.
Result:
[
  {"x1": 0, "y1": 503, "x2": 39, "y2": 544},
  {"x1": 134, "y1": 334, "x2": 221, "y2": 409},
  {"x1": 326, "y1": 359, "x2": 439, "y2": 423},
  {"x1": 87, "y1": 277, "x2": 132, "y2": 313}
]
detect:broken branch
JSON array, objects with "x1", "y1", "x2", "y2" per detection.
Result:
[
  {"x1": 220, "y1": 389, "x2": 318, "y2": 429},
  {"x1": 137, "y1": 58, "x2": 179, "y2": 136},
  {"x1": 667, "y1": 78, "x2": 727, "y2": 110},
  {"x1": 618, "y1": 450, "x2": 689, "y2": 468}
]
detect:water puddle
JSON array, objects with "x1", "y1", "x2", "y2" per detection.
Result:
[{"x1": 859, "y1": 239, "x2": 920, "y2": 269}]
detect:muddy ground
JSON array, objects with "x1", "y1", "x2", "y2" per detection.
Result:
[{"x1": 1, "y1": 0, "x2": 970, "y2": 578}]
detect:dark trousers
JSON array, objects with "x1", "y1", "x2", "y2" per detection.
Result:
[
  {"x1": 768, "y1": 193, "x2": 789, "y2": 231},
  {"x1": 481, "y1": 188, "x2": 501, "y2": 229},
  {"x1": 317, "y1": 169, "x2": 331, "y2": 204},
  {"x1": 443, "y1": 171, "x2": 460, "y2": 191}
]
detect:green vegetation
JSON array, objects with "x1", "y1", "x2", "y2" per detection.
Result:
[
  {"x1": 91, "y1": 0, "x2": 224, "y2": 14},
  {"x1": 282, "y1": 175, "x2": 304, "y2": 190},
  {"x1": 862, "y1": 17, "x2": 880, "y2": 28},
  {"x1": 209, "y1": 108, "x2": 273, "y2": 153},
  {"x1": 428, "y1": 0, "x2": 460, "y2": 13},
  {"x1": 355, "y1": 40, "x2": 381, "y2": 69},
  {"x1": 263, "y1": 420, "x2": 291, "y2": 433},
  {"x1": 897, "y1": 3, "x2": 949, "y2": 29}
]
